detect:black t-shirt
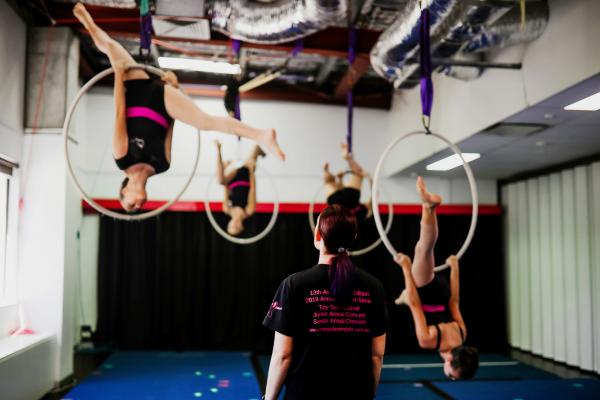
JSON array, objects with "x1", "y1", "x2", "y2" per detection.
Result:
[{"x1": 263, "y1": 264, "x2": 388, "y2": 400}]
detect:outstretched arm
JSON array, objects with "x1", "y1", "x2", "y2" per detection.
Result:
[
  {"x1": 112, "y1": 63, "x2": 128, "y2": 159},
  {"x1": 245, "y1": 167, "x2": 257, "y2": 216},
  {"x1": 264, "y1": 332, "x2": 293, "y2": 400},
  {"x1": 447, "y1": 255, "x2": 467, "y2": 335},
  {"x1": 394, "y1": 253, "x2": 438, "y2": 349}
]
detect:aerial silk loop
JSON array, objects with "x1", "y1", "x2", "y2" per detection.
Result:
[
  {"x1": 204, "y1": 165, "x2": 280, "y2": 245},
  {"x1": 419, "y1": 1, "x2": 433, "y2": 133},
  {"x1": 308, "y1": 173, "x2": 395, "y2": 257},
  {"x1": 371, "y1": 131, "x2": 479, "y2": 272},
  {"x1": 63, "y1": 64, "x2": 201, "y2": 221},
  {"x1": 139, "y1": 0, "x2": 153, "y2": 62}
]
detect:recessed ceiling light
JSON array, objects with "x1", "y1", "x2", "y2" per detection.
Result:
[
  {"x1": 535, "y1": 140, "x2": 546, "y2": 147},
  {"x1": 564, "y1": 91, "x2": 600, "y2": 111},
  {"x1": 426, "y1": 153, "x2": 480, "y2": 171},
  {"x1": 158, "y1": 57, "x2": 241, "y2": 75}
]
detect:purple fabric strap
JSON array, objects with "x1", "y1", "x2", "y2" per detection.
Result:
[
  {"x1": 140, "y1": 14, "x2": 153, "y2": 51},
  {"x1": 420, "y1": 7, "x2": 433, "y2": 120},
  {"x1": 292, "y1": 39, "x2": 304, "y2": 57},
  {"x1": 346, "y1": 27, "x2": 357, "y2": 153},
  {"x1": 231, "y1": 40, "x2": 242, "y2": 121}
]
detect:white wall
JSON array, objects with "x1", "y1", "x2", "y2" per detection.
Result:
[
  {"x1": 384, "y1": 0, "x2": 600, "y2": 174},
  {"x1": 0, "y1": 0, "x2": 26, "y2": 162},
  {"x1": 17, "y1": 134, "x2": 80, "y2": 382},
  {"x1": 503, "y1": 161, "x2": 600, "y2": 373}
]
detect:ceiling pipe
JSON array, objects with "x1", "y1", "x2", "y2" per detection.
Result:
[
  {"x1": 210, "y1": 0, "x2": 349, "y2": 44},
  {"x1": 370, "y1": 0, "x2": 549, "y2": 87}
]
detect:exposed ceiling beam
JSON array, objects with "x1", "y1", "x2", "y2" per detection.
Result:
[
  {"x1": 183, "y1": 84, "x2": 391, "y2": 110},
  {"x1": 334, "y1": 54, "x2": 371, "y2": 98}
]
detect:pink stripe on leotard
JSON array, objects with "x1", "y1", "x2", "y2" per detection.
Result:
[
  {"x1": 349, "y1": 205, "x2": 361, "y2": 214},
  {"x1": 422, "y1": 305, "x2": 446, "y2": 313},
  {"x1": 228, "y1": 181, "x2": 251, "y2": 190},
  {"x1": 126, "y1": 106, "x2": 169, "y2": 128}
]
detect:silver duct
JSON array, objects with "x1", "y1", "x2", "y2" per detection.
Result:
[
  {"x1": 370, "y1": 0, "x2": 459, "y2": 82},
  {"x1": 371, "y1": 0, "x2": 549, "y2": 85},
  {"x1": 210, "y1": 0, "x2": 348, "y2": 44},
  {"x1": 464, "y1": 2, "x2": 549, "y2": 53}
]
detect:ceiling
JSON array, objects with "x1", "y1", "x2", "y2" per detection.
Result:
[
  {"x1": 395, "y1": 73, "x2": 600, "y2": 181},
  {"x1": 9, "y1": 0, "x2": 546, "y2": 111},
  {"x1": 11, "y1": 0, "x2": 405, "y2": 109}
]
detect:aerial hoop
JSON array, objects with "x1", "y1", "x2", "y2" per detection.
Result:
[
  {"x1": 308, "y1": 174, "x2": 394, "y2": 257},
  {"x1": 63, "y1": 64, "x2": 201, "y2": 221},
  {"x1": 204, "y1": 165, "x2": 279, "y2": 245},
  {"x1": 372, "y1": 131, "x2": 479, "y2": 272}
]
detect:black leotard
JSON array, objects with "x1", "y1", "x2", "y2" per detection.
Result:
[
  {"x1": 417, "y1": 275, "x2": 464, "y2": 351},
  {"x1": 114, "y1": 79, "x2": 173, "y2": 174},
  {"x1": 228, "y1": 166, "x2": 251, "y2": 209}
]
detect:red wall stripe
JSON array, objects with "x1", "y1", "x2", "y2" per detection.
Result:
[{"x1": 82, "y1": 199, "x2": 502, "y2": 215}]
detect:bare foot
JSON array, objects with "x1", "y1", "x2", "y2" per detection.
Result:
[
  {"x1": 73, "y1": 3, "x2": 91, "y2": 25},
  {"x1": 340, "y1": 142, "x2": 351, "y2": 160},
  {"x1": 394, "y1": 290, "x2": 408, "y2": 306},
  {"x1": 416, "y1": 176, "x2": 441, "y2": 209},
  {"x1": 323, "y1": 162, "x2": 330, "y2": 173},
  {"x1": 258, "y1": 129, "x2": 285, "y2": 161}
]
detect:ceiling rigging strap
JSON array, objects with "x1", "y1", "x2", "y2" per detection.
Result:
[
  {"x1": 419, "y1": 0, "x2": 433, "y2": 133},
  {"x1": 139, "y1": 0, "x2": 153, "y2": 62},
  {"x1": 347, "y1": 26, "x2": 356, "y2": 153}
]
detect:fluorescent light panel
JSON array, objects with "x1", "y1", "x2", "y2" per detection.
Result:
[
  {"x1": 426, "y1": 153, "x2": 480, "y2": 171},
  {"x1": 564, "y1": 91, "x2": 600, "y2": 111},
  {"x1": 158, "y1": 56, "x2": 241, "y2": 75}
]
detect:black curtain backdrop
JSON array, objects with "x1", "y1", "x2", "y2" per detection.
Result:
[{"x1": 95, "y1": 210, "x2": 507, "y2": 354}]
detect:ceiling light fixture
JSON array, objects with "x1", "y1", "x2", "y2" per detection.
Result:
[
  {"x1": 564, "y1": 91, "x2": 600, "y2": 111},
  {"x1": 426, "y1": 153, "x2": 480, "y2": 171},
  {"x1": 158, "y1": 57, "x2": 241, "y2": 75}
]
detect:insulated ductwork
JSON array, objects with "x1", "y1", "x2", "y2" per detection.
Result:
[
  {"x1": 371, "y1": 0, "x2": 549, "y2": 85},
  {"x1": 370, "y1": 0, "x2": 459, "y2": 82},
  {"x1": 464, "y1": 2, "x2": 549, "y2": 53},
  {"x1": 210, "y1": 0, "x2": 348, "y2": 44}
]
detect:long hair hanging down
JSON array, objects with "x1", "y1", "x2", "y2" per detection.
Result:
[{"x1": 318, "y1": 205, "x2": 358, "y2": 305}]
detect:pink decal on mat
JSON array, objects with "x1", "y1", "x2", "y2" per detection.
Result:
[{"x1": 126, "y1": 106, "x2": 169, "y2": 128}]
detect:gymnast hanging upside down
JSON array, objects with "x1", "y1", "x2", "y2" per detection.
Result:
[
  {"x1": 72, "y1": 3, "x2": 285, "y2": 212},
  {"x1": 214, "y1": 141, "x2": 266, "y2": 236},
  {"x1": 394, "y1": 177, "x2": 479, "y2": 380},
  {"x1": 323, "y1": 142, "x2": 372, "y2": 222}
]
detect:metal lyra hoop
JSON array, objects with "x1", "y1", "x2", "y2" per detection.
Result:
[
  {"x1": 372, "y1": 131, "x2": 479, "y2": 272},
  {"x1": 63, "y1": 64, "x2": 201, "y2": 221},
  {"x1": 204, "y1": 165, "x2": 279, "y2": 245},
  {"x1": 308, "y1": 175, "x2": 394, "y2": 257}
]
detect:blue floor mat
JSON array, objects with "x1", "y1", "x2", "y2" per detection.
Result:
[
  {"x1": 376, "y1": 382, "x2": 443, "y2": 399},
  {"x1": 433, "y1": 379, "x2": 600, "y2": 400},
  {"x1": 381, "y1": 354, "x2": 559, "y2": 382},
  {"x1": 65, "y1": 351, "x2": 262, "y2": 400}
]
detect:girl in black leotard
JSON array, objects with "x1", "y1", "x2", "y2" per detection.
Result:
[
  {"x1": 73, "y1": 3, "x2": 285, "y2": 213},
  {"x1": 214, "y1": 141, "x2": 265, "y2": 236},
  {"x1": 323, "y1": 143, "x2": 372, "y2": 223},
  {"x1": 394, "y1": 177, "x2": 479, "y2": 380}
]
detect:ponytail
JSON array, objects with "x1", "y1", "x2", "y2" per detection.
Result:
[
  {"x1": 318, "y1": 205, "x2": 358, "y2": 305},
  {"x1": 328, "y1": 250, "x2": 355, "y2": 305}
]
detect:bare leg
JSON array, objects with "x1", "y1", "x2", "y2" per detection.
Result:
[
  {"x1": 73, "y1": 3, "x2": 148, "y2": 80},
  {"x1": 163, "y1": 86, "x2": 285, "y2": 161},
  {"x1": 323, "y1": 163, "x2": 341, "y2": 197},
  {"x1": 412, "y1": 176, "x2": 442, "y2": 288}
]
